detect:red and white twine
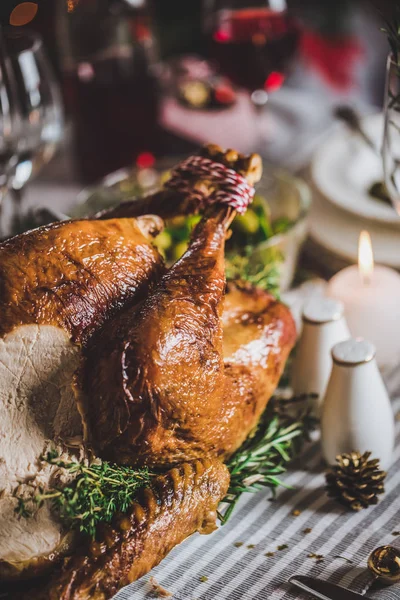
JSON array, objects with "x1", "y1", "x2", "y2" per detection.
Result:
[{"x1": 165, "y1": 155, "x2": 255, "y2": 214}]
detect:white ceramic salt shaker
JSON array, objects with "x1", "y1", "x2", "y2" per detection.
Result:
[
  {"x1": 321, "y1": 339, "x2": 395, "y2": 470},
  {"x1": 291, "y1": 297, "x2": 350, "y2": 415}
]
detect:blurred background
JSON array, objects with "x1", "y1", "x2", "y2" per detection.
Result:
[
  {"x1": 1, "y1": 0, "x2": 400, "y2": 285},
  {"x1": 0, "y1": 0, "x2": 395, "y2": 179}
]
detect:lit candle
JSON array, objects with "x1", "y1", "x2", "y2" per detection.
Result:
[{"x1": 326, "y1": 231, "x2": 400, "y2": 367}]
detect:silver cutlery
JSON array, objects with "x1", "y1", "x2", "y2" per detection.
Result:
[
  {"x1": 334, "y1": 105, "x2": 377, "y2": 154},
  {"x1": 289, "y1": 545, "x2": 400, "y2": 599},
  {"x1": 289, "y1": 575, "x2": 366, "y2": 599}
]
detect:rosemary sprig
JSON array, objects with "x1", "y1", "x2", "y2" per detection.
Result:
[
  {"x1": 382, "y1": 6, "x2": 400, "y2": 63},
  {"x1": 219, "y1": 396, "x2": 316, "y2": 524},
  {"x1": 15, "y1": 451, "x2": 154, "y2": 538},
  {"x1": 382, "y1": 7, "x2": 400, "y2": 112}
]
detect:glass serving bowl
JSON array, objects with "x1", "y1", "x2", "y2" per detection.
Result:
[
  {"x1": 246, "y1": 168, "x2": 311, "y2": 291},
  {"x1": 73, "y1": 161, "x2": 311, "y2": 292}
]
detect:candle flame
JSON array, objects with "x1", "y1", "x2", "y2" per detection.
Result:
[{"x1": 358, "y1": 230, "x2": 374, "y2": 284}]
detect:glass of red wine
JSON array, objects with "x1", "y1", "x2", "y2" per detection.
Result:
[
  {"x1": 59, "y1": 0, "x2": 160, "y2": 183},
  {"x1": 205, "y1": 0, "x2": 300, "y2": 152}
]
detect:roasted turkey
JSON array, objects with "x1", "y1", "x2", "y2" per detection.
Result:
[{"x1": 0, "y1": 146, "x2": 296, "y2": 597}]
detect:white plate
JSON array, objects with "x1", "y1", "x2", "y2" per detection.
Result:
[
  {"x1": 312, "y1": 113, "x2": 400, "y2": 226},
  {"x1": 309, "y1": 185, "x2": 400, "y2": 268}
]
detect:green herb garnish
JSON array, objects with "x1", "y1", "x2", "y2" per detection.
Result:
[
  {"x1": 15, "y1": 451, "x2": 153, "y2": 538},
  {"x1": 15, "y1": 496, "x2": 32, "y2": 519},
  {"x1": 218, "y1": 396, "x2": 316, "y2": 524},
  {"x1": 15, "y1": 399, "x2": 314, "y2": 534},
  {"x1": 225, "y1": 247, "x2": 283, "y2": 298}
]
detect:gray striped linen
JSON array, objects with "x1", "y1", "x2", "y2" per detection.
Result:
[{"x1": 115, "y1": 395, "x2": 400, "y2": 600}]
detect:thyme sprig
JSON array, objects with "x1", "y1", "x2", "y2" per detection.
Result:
[
  {"x1": 15, "y1": 401, "x2": 316, "y2": 534},
  {"x1": 219, "y1": 396, "x2": 317, "y2": 524},
  {"x1": 15, "y1": 451, "x2": 153, "y2": 538}
]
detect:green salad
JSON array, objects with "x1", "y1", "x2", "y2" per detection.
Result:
[
  {"x1": 154, "y1": 194, "x2": 292, "y2": 262},
  {"x1": 153, "y1": 195, "x2": 292, "y2": 297}
]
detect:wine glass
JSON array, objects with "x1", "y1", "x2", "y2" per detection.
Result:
[
  {"x1": 5, "y1": 30, "x2": 64, "y2": 223},
  {"x1": 204, "y1": 0, "x2": 300, "y2": 152},
  {"x1": 382, "y1": 53, "x2": 400, "y2": 215}
]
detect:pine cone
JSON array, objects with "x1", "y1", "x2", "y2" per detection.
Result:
[{"x1": 325, "y1": 451, "x2": 386, "y2": 511}]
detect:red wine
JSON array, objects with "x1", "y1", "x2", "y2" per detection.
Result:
[
  {"x1": 63, "y1": 53, "x2": 159, "y2": 183},
  {"x1": 211, "y1": 8, "x2": 299, "y2": 92},
  {"x1": 58, "y1": 0, "x2": 160, "y2": 183}
]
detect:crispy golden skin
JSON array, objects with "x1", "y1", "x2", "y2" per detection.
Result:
[
  {"x1": 0, "y1": 218, "x2": 164, "y2": 345},
  {"x1": 0, "y1": 145, "x2": 261, "y2": 348},
  {"x1": 220, "y1": 283, "x2": 296, "y2": 453},
  {"x1": 81, "y1": 210, "x2": 296, "y2": 467},
  {"x1": 81, "y1": 207, "x2": 230, "y2": 463},
  {"x1": 18, "y1": 459, "x2": 229, "y2": 600}
]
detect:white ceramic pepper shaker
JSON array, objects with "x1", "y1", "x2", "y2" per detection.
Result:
[
  {"x1": 321, "y1": 339, "x2": 395, "y2": 470},
  {"x1": 291, "y1": 297, "x2": 350, "y2": 415}
]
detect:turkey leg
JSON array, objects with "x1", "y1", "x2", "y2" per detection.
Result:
[{"x1": 81, "y1": 206, "x2": 235, "y2": 465}]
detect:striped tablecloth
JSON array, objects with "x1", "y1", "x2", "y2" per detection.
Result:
[{"x1": 115, "y1": 390, "x2": 400, "y2": 600}]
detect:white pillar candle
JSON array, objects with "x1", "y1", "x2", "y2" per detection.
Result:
[{"x1": 327, "y1": 231, "x2": 400, "y2": 367}]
